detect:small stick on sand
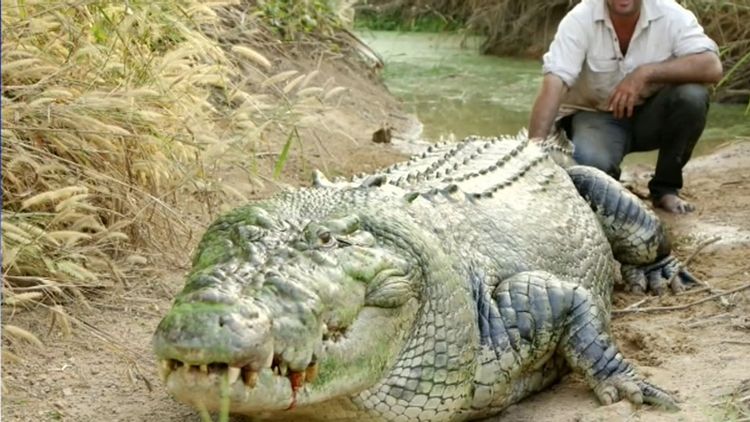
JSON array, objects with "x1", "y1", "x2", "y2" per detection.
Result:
[
  {"x1": 665, "y1": 235, "x2": 722, "y2": 288},
  {"x1": 684, "y1": 312, "x2": 732, "y2": 328},
  {"x1": 613, "y1": 281, "x2": 750, "y2": 316}
]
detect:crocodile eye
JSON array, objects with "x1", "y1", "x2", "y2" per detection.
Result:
[{"x1": 318, "y1": 230, "x2": 334, "y2": 246}]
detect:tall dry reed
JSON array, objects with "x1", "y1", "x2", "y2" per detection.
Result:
[{"x1": 682, "y1": 0, "x2": 750, "y2": 103}]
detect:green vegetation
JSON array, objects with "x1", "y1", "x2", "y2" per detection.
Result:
[
  {"x1": 1, "y1": 0, "x2": 354, "y2": 338},
  {"x1": 259, "y1": 0, "x2": 345, "y2": 39},
  {"x1": 355, "y1": 13, "x2": 463, "y2": 32},
  {"x1": 355, "y1": 0, "x2": 470, "y2": 31}
]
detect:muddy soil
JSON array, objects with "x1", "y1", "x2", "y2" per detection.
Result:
[{"x1": 2, "y1": 60, "x2": 749, "y2": 421}]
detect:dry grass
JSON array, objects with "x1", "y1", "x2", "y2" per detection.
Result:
[
  {"x1": 463, "y1": 0, "x2": 572, "y2": 57},
  {"x1": 682, "y1": 0, "x2": 750, "y2": 104},
  {"x1": 1, "y1": 0, "x2": 353, "y2": 326},
  {"x1": 3, "y1": 0, "x2": 217, "y2": 311},
  {"x1": 714, "y1": 379, "x2": 750, "y2": 422}
]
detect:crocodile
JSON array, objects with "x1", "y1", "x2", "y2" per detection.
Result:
[{"x1": 153, "y1": 131, "x2": 697, "y2": 421}]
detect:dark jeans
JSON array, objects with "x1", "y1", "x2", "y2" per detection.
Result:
[{"x1": 560, "y1": 84, "x2": 710, "y2": 199}]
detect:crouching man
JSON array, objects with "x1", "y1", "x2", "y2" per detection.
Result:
[{"x1": 529, "y1": 0, "x2": 722, "y2": 213}]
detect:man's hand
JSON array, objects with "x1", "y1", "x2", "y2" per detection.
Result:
[{"x1": 608, "y1": 67, "x2": 650, "y2": 119}]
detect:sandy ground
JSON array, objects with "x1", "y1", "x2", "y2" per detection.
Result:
[{"x1": 2, "y1": 60, "x2": 749, "y2": 421}]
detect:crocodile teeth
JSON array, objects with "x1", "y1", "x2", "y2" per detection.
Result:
[
  {"x1": 159, "y1": 360, "x2": 172, "y2": 382},
  {"x1": 289, "y1": 370, "x2": 305, "y2": 391},
  {"x1": 242, "y1": 368, "x2": 258, "y2": 388},
  {"x1": 263, "y1": 353, "x2": 274, "y2": 369},
  {"x1": 305, "y1": 362, "x2": 318, "y2": 383},
  {"x1": 200, "y1": 364, "x2": 208, "y2": 374},
  {"x1": 227, "y1": 366, "x2": 241, "y2": 384}
]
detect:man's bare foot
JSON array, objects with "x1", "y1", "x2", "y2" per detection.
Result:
[{"x1": 653, "y1": 193, "x2": 695, "y2": 214}]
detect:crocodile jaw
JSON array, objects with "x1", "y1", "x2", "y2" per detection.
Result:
[
  {"x1": 163, "y1": 365, "x2": 294, "y2": 413},
  {"x1": 153, "y1": 246, "x2": 420, "y2": 415},
  {"x1": 157, "y1": 302, "x2": 419, "y2": 415}
]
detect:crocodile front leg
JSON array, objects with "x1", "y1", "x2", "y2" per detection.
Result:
[
  {"x1": 473, "y1": 271, "x2": 677, "y2": 414},
  {"x1": 558, "y1": 279, "x2": 677, "y2": 409},
  {"x1": 566, "y1": 165, "x2": 698, "y2": 294}
]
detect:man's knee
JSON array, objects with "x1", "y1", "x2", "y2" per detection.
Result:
[
  {"x1": 569, "y1": 112, "x2": 626, "y2": 178},
  {"x1": 668, "y1": 84, "x2": 709, "y2": 116},
  {"x1": 572, "y1": 144, "x2": 621, "y2": 179}
]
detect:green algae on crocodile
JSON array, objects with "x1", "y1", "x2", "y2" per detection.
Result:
[{"x1": 153, "y1": 131, "x2": 696, "y2": 420}]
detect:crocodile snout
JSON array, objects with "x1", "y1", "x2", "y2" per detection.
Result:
[
  {"x1": 153, "y1": 292, "x2": 323, "y2": 410},
  {"x1": 153, "y1": 300, "x2": 274, "y2": 371}
]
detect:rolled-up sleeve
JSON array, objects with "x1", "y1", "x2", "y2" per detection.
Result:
[
  {"x1": 542, "y1": 14, "x2": 587, "y2": 87},
  {"x1": 673, "y1": 11, "x2": 719, "y2": 56}
]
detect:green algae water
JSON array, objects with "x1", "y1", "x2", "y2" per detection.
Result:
[
  {"x1": 361, "y1": 31, "x2": 749, "y2": 162},
  {"x1": 360, "y1": 31, "x2": 537, "y2": 140}
]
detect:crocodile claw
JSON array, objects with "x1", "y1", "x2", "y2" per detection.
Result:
[
  {"x1": 594, "y1": 374, "x2": 679, "y2": 411},
  {"x1": 638, "y1": 380, "x2": 680, "y2": 411},
  {"x1": 621, "y1": 256, "x2": 699, "y2": 295}
]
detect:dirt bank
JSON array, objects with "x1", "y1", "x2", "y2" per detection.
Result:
[
  {"x1": 212, "y1": 52, "x2": 415, "y2": 201},
  {"x1": 3, "y1": 64, "x2": 749, "y2": 422}
]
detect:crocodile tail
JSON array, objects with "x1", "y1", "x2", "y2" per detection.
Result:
[{"x1": 567, "y1": 165, "x2": 671, "y2": 263}]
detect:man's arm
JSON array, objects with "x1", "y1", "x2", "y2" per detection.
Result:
[
  {"x1": 640, "y1": 51, "x2": 722, "y2": 84},
  {"x1": 609, "y1": 52, "x2": 722, "y2": 119},
  {"x1": 528, "y1": 74, "x2": 567, "y2": 140},
  {"x1": 529, "y1": 8, "x2": 586, "y2": 140}
]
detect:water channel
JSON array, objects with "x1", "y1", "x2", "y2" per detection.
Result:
[{"x1": 361, "y1": 31, "x2": 749, "y2": 163}]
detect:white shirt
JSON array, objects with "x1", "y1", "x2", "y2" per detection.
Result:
[{"x1": 542, "y1": 0, "x2": 718, "y2": 115}]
